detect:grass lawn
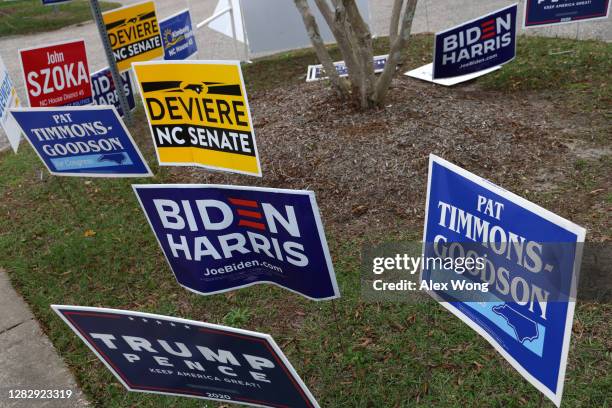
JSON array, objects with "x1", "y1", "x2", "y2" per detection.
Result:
[
  {"x1": 0, "y1": 0, "x2": 120, "y2": 37},
  {"x1": 0, "y1": 35, "x2": 610, "y2": 407}
]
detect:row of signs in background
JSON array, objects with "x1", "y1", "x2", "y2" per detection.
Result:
[
  {"x1": 13, "y1": 2, "x2": 195, "y2": 108},
  {"x1": 310, "y1": 2, "x2": 610, "y2": 86},
  {"x1": 47, "y1": 154, "x2": 584, "y2": 407},
  {"x1": 9, "y1": 60, "x2": 260, "y2": 177},
  {"x1": 2, "y1": 0, "x2": 594, "y2": 407}
]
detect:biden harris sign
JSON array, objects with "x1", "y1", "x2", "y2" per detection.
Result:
[
  {"x1": 10, "y1": 106, "x2": 152, "y2": 177},
  {"x1": 133, "y1": 184, "x2": 339, "y2": 300},
  {"x1": 421, "y1": 155, "x2": 585, "y2": 406},
  {"x1": 433, "y1": 4, "x2": 517, "y2": 79},
  {"x1": 91, "y1": 67, "x2": 136, "y2": 117},
  {"x1": 52, "y1": 305, "x2": 320, "y2": 407}
]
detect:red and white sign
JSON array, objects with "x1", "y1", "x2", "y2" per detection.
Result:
[{"x1": 19, "y1": 40, "x2": 93, "y2": 108}]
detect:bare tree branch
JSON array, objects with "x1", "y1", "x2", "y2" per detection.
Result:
[
  {"x1": 314, "y1": 0, "x2": 360, "y2": 86},
  {"x1": 294, "y1": 0, "x2": 349, "y2": 96},
  {"x1": 342, "y1": 0, "x2": 375, "y2": 108},
  {"x1": 389, "y1": 0, "x2": 403, "y2": 43},
  {"x1": 373, "y1": 0, "x2": 418, "y2": 104}
]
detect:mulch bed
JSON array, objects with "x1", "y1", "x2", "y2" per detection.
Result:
[{"x1": 166, "y1": 75, "x2": 610, "y2": 242}]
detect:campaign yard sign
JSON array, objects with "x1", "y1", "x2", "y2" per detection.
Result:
[
  {"x1": 0, "y1": 54, "x2": 22, "y2": 152},
  {"x1": 433, "y1": 4, "x2": 517, "y2": 79},
  {"x1": 132, "y1": 61, "x2": 262, "y2": 177},
  {"x1": 133, "y1": 184, "x2": 339, "y2": 300},
  {"x1": 19, "y1": 40, "x2": 93, "y2": 107},
  {"x1": 52, "y1": 305, "x2": 320, "y2": 407},
  {"x1": 102, "y1": 1, "x2": 163, "y2": 72},
  {"x1": 91, "y1": 67, "x2": 136, "y2": 117},
  {"x1": 42, "y1": 0, "x2": 71, "y2": 5},
  {"x1": 421, "y1": 154, "x2": 586, "y2": 406},
  {"x1": 306, "y1": 55, "x2": 388, "y2": 82},
  {"x1": 10, "y1": 106, "x2": 152, "y2": 177},
  {"x1": 524, "y1": 0, "x2": 610, "y2": 27},
  {"x1": 160, "y1": 9, "x2": 198, "y2": 60}
]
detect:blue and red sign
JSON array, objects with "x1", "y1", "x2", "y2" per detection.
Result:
[
  {"x1": 91, "y1": 68, "x2": 136, "y2": 117},
  {"x1": 133, "y1": 184, "x2": 339, "y2": 300},
  {"x1": 159, "y1": 9, "x2": 198, "y2": 60},
  {"x1": 52, "y1": 305, "x2": 320, "y2": 407},
  {"x1": 433, "y1": 4, "x2": 517, "y2": 79},
  {"x1": 10, "y1": 106, "x2": 152, "y2": 177},
  {"x1": 421, "y1": 155, "x2": 585, "y2": 407},
  {"x1": 524, "y1": 0, "x2": 610, "y2": 27},
  {"x1": 42, "y1": 0, "x2": 72, "y2": 5}
]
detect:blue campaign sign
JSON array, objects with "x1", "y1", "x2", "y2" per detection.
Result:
[
  {"x1": 10, "y1": 106, "x2": 152, "y2": 177},
  {"x1": 433, "y1": 4, "x2": 517, "y2": 79},
  {"x1": 91, "y1": 68, "x2": 136, "y2": 117},
  {"x1": 42, "y1": 0, "x2": 72, "y2": 5},
  {"x1": 306, "y1": 55, "x2": 388, "y2": 82},
  {"x1": 421, "y1": 155, "x2": 585, "y2": 406},
  {"x1": 52, "y1": 305, "x2": 320, "y2": 407},
  {"x1": 133, "y1": 184, "x2": 339, "y2": 300},
  {"x1": 160, "y1": 9, "x2": 198, "y2": 60},
  {"x1": 524, "y1": 0, "x2": 610, "y2": 27}
]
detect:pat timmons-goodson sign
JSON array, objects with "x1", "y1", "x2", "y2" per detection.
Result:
[
  {"x1": 52, "y1": 305, "x2": 320, "y2": 407},
  {"x1": 421, "y1": 154, "x2": 585, "y2": 407}
]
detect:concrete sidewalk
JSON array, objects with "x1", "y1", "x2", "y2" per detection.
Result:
[{"x1": 0, "y1": 269, "x2": 89, "y2": 408}]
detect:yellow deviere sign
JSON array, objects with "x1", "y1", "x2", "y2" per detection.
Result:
[
  {"x1": 102, "y1": 1, "x2": 163, "y2": 72},
  {"x1": 132, "y1": 60, "x2": 262, "y2": 176}
]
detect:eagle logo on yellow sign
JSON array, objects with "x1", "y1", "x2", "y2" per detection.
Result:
[
  {"x1": 102, "y1": 1, "x2": 164, "y2": 72},
  {"x1": 132, "y1": 61, "x2": 262, "y2": 177}
]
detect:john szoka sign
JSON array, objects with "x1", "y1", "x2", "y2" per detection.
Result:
[
  {"x1": 433, "y1": 4, "x2": 517, "y2": 79},
  {"x1": 19, "y1": 39, "x2": 93, "y2": 107},
  {"x1": 10, "y1": 106, "x2": 152, "y2": 177},
  {"x1": 52, "y1": 305, "x2": 320, "y2": 408},
  {"x1": 91, "y1": 68, "x2": 136, "y2": 117},
  {"x1": 422, "y1": 155, "x2": 585, "y2": 407},
  {"x1": 133, "y1": 184, "x2": 339, "y2": 300}
]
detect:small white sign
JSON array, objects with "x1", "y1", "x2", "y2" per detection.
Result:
[{"x1": 404, "y1": 63, "x2": 501, "y2": 87}]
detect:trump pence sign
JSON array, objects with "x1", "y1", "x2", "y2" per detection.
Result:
[
  {"x1": 524, "y1": 0, "x2": 610, "y2": 27},
  {"x1": 53, "y1": 305, "x2": 320, "y2": 407},
  {"x1": 133, "y1": 184, "x2": 339, "y2": 300}
]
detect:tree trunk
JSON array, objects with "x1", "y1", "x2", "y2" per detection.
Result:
[
  {"x1": 296, "y1": 0, "x2": 418, "y2": 110},
  {"x1": 294, "y1": 0, "x2": 349, "y2": 97}
]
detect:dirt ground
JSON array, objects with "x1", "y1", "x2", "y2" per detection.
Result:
[{"x1": 162, "y1": 75, "x2": 611, "y2": 244}]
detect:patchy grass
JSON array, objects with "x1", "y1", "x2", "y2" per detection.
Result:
[
  {"x1": 0, "y1": 0, "x2": 120, "y2": 37},
  {"x1": 0, "y1": 34, "x2": 610, "y2": 407},
  {"x1": 480, "y1": 36, "x2": 612, "y2": 113}
]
